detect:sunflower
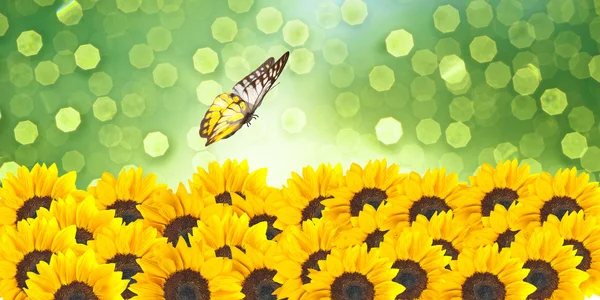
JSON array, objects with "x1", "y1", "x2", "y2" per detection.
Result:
[
  {"x1": 450, "y1": 159, "x2": 537, "y2": 227},
  {"x1": 542, "y1": 210, "x2": 600, "y2": 297},
  {"x1": 0, "y1": 217, "x2": 86, "y2": 299},
  {"x1": 273, "y1": 163, "x2": 344, "y2": 229},
  {"x1": 0, "y1": 163, "x2": 84, "y2": 227},
  {"x1": 383, "y1": 167, "x2": 465, "y2": 231},
  {"x1": 511, "y1": 226, "x2": 590, "y2": 299},
  {"x1": 322, "y1": 159, "x2": 407, "y2": 228},
  {"x1": 335, "y1": 204, "x2": 396, "y2": 249},
  {"x1": 137, "y1": 183, "x2": 224, "y2": 246},
  {"x1": 129, "y1": 236, "x2": 244, "y2": 299},
  {"x1": 379, "y1": 226, "x2": 451, "y2": 299},
  {"x1": 232, "y1": 191, "x2": 283, "y2": 241},
  {"x1": 465, "y1": 202, "x2": 521, "y2": 250},
  {"x1": 230, "y1": 242, "x2": 283, "y2": 299},
  {"x1": 513, "y1": 167, "x2": 600, "y2": 230},
  {"x1": 272, "y1": 218, "x2": 343, "y2": 300},
  {"x1": 35, "y1": 194, "x2": 122, "y2": 245},
  {"x1": 23, "y1": 249, "x2": 129, "y2": 300},
  {"x1": 88, "y1": 167, "x2": 167, "y2": 225},
  {"x1": 411, "y1": 210, "x2": 471, "y2": 262},
  {"x1": 435, "y1": 243, "x2": 536, "y2": 299},
  {"x1": 88, "y1": 220, "x2": 168, "y2": 299},
  {"x1": 189, "y1": 159, "x2": 274, "y2": 205},
  {"x1": 190, "y1": 210, "x2": 274, "y2": 259},
  {"x1": 303, "y1": 242, "x2": 405, "y2": 299}
]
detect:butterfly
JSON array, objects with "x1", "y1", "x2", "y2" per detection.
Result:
[{"x1": 199, "y1": 51, "x2": 290, "y2": 146}]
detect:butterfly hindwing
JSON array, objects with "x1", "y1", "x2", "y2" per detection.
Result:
[{"x1": 200, "y1": 93, "x2": 250, "y2": 145}]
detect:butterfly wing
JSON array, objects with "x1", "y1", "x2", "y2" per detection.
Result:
[
  {"x1": 231, "y1": 51, "x2": 290, "y2": 111},
  {"x1": 200, "y1": 93, "x2": 250, "y2": 146}
]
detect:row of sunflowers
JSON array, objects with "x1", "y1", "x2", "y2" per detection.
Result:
[{"x1": 0, "y1": 159, "x2": 597, "y2": 299}]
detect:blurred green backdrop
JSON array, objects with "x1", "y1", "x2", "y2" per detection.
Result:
[{"x1": 0, "y1": 0, "x2": 599, "y2": 188}]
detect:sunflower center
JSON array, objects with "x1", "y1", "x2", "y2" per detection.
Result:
[
  {"x1": 249, "y1": 214, "x2": 281, "y2": 240},
  {"x1": 481, "y1": 188, "x2": 519, "y2": 217},
  {"x1": 241, "y1": 268, "x2": 280, "y2": 300},
  {"x1": 364, "y1": 229, "x2": 388, "y2": 249},
  {"x1": 215, "y1": 191, "x2": 245, "y2": 205},
  {"x1": 75, "y1": 227, "x2": 94, "y2": 244},
  {"x1": 163, "y1": 269, "x2": 210, "y2": 300},
  {"x1": 106, "y1": 200, "x2": 142, "y2": 225},
  {"x1": 54, "y1": 281, "x2": 99, "y2": 300},
  {"x1": 461, "y1": 272, "x2": 506, "y2": 300},
  {"x1": 539, "y1": 196, "x2": 582, "y2": 223},
  {"x1": 300, "y1": 249, "x2": 330, "y2": 284},
  {"x1": 163, "y1": 215, "x2": 200, "y2": 246},
  {"x1": 495, "y1": 229, "x2": 519, "y2": 249},
  {"x1": 563, "y1": 239, "x2": 592, "y2": 271},
  {"x1": 350, "y1": 188, "x2": 388, "y2": 217},
  {"x1": 215, "y1": 245, "x2": 245, "y2": 259},
  {"x1": 301, "y1": 196, "x2": 329, "y2": 221},
  {"x1": 16, "y1": 249, "x2": 53, "y2": 288},
  {"x1": 15, "y1": 195, "x2": 53, "y2": 222},
  {"x1": 107, "y1": 253, "x2": 142, "y2": 299},
  {"x1": 523, "y1": 259, "x2": 559, "y2": 299},
  {"x1": 408, "y1": 196, "x2": 451, "y2": 223},
  {"x1": 331, "y1": 272, "x2": 375, "y2": 300},
  {"x1": 391, "y1": 259, "x2": 428, "y2": 299}
]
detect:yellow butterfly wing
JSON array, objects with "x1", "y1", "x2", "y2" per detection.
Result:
[{"x1": 200, "y1": 93, "x2": 249, "y2": 146}]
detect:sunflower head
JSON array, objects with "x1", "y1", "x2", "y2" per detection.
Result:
[
  {"x1": 465, "y1": 202, "x2": 521, "y2": 250},
  {"x1": 336, "y1": 204, "x2": 396, "y2": 249},
  {"x1": 231, "y1": 243, "x2": 282, "y2": 299},
  {"x1": 231, "y1": 190, "x2": 283, "y2": 240},
  {"x1": 0, "y1": 163, "x2": 83, "y2": 227},
  {"x1": 411, "y1": 210, "x2": 471, "y2": 262},
  {"x1": 88, "y1": 167, "x2": 168, "y2": 225},
  {"x1": 23, "y1": 249, "x2": 129, "y2": 300}
]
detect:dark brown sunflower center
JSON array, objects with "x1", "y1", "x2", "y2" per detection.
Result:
[
  {"x1": 563, "y1": 239, "x2": 591, "y2": 271},
  {"x1": 331, "y1": 272, "x2": 375, "y2": 300},
  {"x1": 75, "y1": 227, "x2": 94, "y2": 245},
  {"x1": 408, "y1": 196, "x2": 451, "y2": 223},
  {"x1": 241, "y1": 268, "x2": 280, "y2": 300},
  {"x1": 523, "y1": 259, "x2": 559, "y2": 299},
  {"x1": 301, "y1": 196, "x2": 329, "y2": 221},
  {"x1": 163, "y1": 215, "x2": 200, "y2": 246},
  {"x1": 495, "y1": 229, "x2": 519, "y2": 249},
  {"x1": 215, "y1": 245, "x2": 245, "y2": 259},
  {"x1": 15, "y1": 195, "x2": 53, "y2": 222},
  {"x1": 300, "y1": 249, "x2": 330, "y2": 284},
  {"x1": 107, "y1": 253, "x2": 142, "y2": 299},
  {"x1": 539, "y1": 196, "x2": 582, "y2": 223},
  {"x1": 461, "y1": 272, "x2": 506, "y2": 300},
  {"x1": 16, "y1": 249, "x2": 53, "y2": 289},
  {"x1": 433, "y1": 239, "x2": 458, "y2": 270},
  {"x1": 215, "y1": 191, "x2": 245, "y2": 205},
  {"x1": 54, "y1": 281, "x2": 99, "y2": 300},
  {"x1": 350, "y1": 188, "x2": 388, "y2": 216},
  {"x1": 249, "y1": 214, "x2": 281, "y2": 240},
  {"x1": 364, "y1": 229, "x2": 388, "y2": 249},
  {"x1": 481, "y1": 188, "x2": 519, "y2": 217},
  {"x1": 107, "y1": 200, "x2": 142, "y2": 225},
  {"x1": 163, "y1": 269, "x2": 210, "y2": 300},
  {"x1": 392, "y1": 259, "x2": 428, "y2": 299}
]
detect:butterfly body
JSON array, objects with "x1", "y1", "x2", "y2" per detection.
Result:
[{"x1": 200, "y1": 51, "x2": 290, "y2": 146}]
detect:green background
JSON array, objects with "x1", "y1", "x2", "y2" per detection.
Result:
[{"x1": 0, "y1": 0, "x2": 599, "y2": 189}]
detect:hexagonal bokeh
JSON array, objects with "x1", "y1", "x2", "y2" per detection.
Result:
[
  {"x1": 329, "y1": 63, "x2": 355, "y2": 88},
  {"x1": 569, "y1": 52, "x2": 591, "y2": 79},
  {"x1": 511, "y1": 95, "x2": 537, "y2": 120},
  {"x1": 508, "y1": 21, "x2": 536, "y2": 49},
  {"x1": 144, "y1": 131, "x2": 169, "y2": 157},
  {"x1": 289, "y1": 48, "x2": 314, "y2": 74},
  {"x1": 589, "y1": 55, "x2": 600, "y2": 82},
  {"x1": 10, "y1": 63, "x2": 34, "y2": 87},
  {"x1": 416, "y1": 118, "x2": 441, "y2": 145},
  {"x1": 540, "y1": 88, "x2": 567, "y2": 115},
  {"x1": 554, "y1": 31, "x2": 581, "y2": 59},
  {"x1": 225, "y1": 56, "x2": 250, "y2": 81},
  {"x1": 193, "y1": 47, "x2": 219, "y2": 74},
  {"x1": 129, "y1": 44, "x2": 154, "y2": 69},
  {"x1": 386, "y1": 29, "x2": 413, "y2": 57},
  {"x1": 469, "y1": 36, "x2": 497, "y2": 63},
  {"x1": 493, "y1": 142, "x2": 519, "y2": 162},
  {"x1": 62, "y1": 150, "x2": 85, "y2": 172},
  {"x1": 341, "y1": 0, "x2": 368, "y2": 26},
  {"x1": 53, "y1": 52, "x2": 76, "y2": 75},
  {"x1": 485, "y1": 62, "x2": 512, "y2": 89},
  {"x1": 322, "y1": 39, "x2": 348, "y2": 65},
  {"x1": 14, "y1": 121, "x2": 38, "y2": 145},
  {"x1": 17, "y1": 30, "x2": 43, "y2": 56},
  {"x1": 256, "y1": 7, "x2": 283, "y2": 34},
  {"x1": 88, "y1": 72, "x2": 113, "y2": 96},
  {"x1": 74, "y1": 44, "x2": 101, "y2": 70},
  {"x1": 466, "y1": 0, "x2": 493, "y2": 28},
  {"x1": 196, "y1": 80, "x2": 223, "y2": 106},
  {"x1": 581, "y1": 146, "x2": 600, "y2": 172},
  {"x1": 34, "y1": 61, "x2": 60, "y2": 86},
  {"x1": 433, "y1": 5, "x2": 460, "y2": 33},
  {"x1": 410, "y1": 76, "x2": 436, "y2": 101},
  {"x1": 211, "y1": 17, "x2": 238, "y2": 43},
  {"x1": 228, "y1": 0, "x2": 253, "y2": 13},
  {"x1": 281, "y1": 107, "x2": 307, "y2": 134},
  {"x1": 335, "y1": 92, "x2": 360, "y2": 117},
  {"x1": 445, "y1": 122, "x2": 471, "y2": 148},
  {"x1": 93, "y1": 97, "x2": 117, "y2": 121},
  {"x1": 152, "y1": 63, "x2": 178, "y2": 88},
  {"x1": 568, "y1": 106, "x2": 594, "y2": 132},
  {"x1": 435, "y1": 37, "x2": 461, "y2": 59},
  {"x1": 512, "y1": 67, "x2": 539, "y2": 95},
  {"x1": 561, "y1": 132, "x2": 587, "y2": 159},
  {"x1": 57, "y1": 0, "x2": 83, "y2": 25},
  {"x1": 547, "y1": 0, "x2": 574, "y2": 24},
  {"x1": 317, "y1": 1, "x2": 341, "y2": 29},
  {"x1": 117, "y1": 0, "x2": 141, "y2": 13},
  {"x1": 411, "y1": 49, "x2": 438, "y2": 76},
  {"x1": 449, "y1": 96, "x2": 474, "y2": 122},
  {"x1": 439, "y1": 55, "x2": 467, "y2": 84},
  {"x1": 146, "y1": 26, "x2": 172, "y2": 51},
  {"x1": 496, "y1": 0, "x2": 523, "y2": 26},
  {"x1": 187, "y1": 126, "x2": 205, "y2": 151},
  {"x1": 529, "y1": 13, "x2": 554, "y2": 41},
  {"x1": 55, "y1": 107, "x2": 81, "y2": 132},
  {"x1": 0, "y1": 13, "x2": 8, "y2": 36},
  {"x1": 519, "y1": 132, "x2": 545, "y2": 158},
  {"x1": 122, "y1": 93, "x2": 146, "y2": 118},
  {"x1": 369, "y1": 65, "x2": 395, "y2": 92},
  {"x1": 375, "y1": 117, "x2": 402, "y2": 145},
  {"x1": 10, "y1": 94, "x2": 33, "y2": 117},
  {"x1": 99, "y1": 124, "x2": 123, "y2": 148}
]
